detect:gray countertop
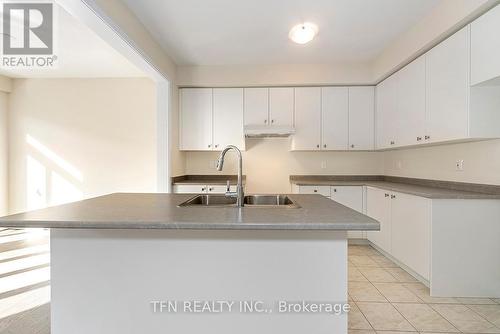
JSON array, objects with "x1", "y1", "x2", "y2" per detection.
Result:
[
  {"x1": 291, "y1": 176, "x2": 500, "y2": 199},
  {"x1": 0, "y1": 193, "x2": 380, "y2": 231},
  {"x1": 172, "y1": 175, "x2": 245, "y2": 185}
]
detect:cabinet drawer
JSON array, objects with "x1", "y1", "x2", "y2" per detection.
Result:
[
  {"x1": 173, "y1": 184, "x2": 208, "y2": 193},
  {"x1": 298, "y1": 186, "x2": 331, "y2": 197},
  {"x1": 207, "y1": 185, "x2": 237, "y2": 194}
]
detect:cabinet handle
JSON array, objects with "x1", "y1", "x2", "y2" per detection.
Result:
[
  {"x1": 425, "y1": 135, "x2": 430, "y2": 140},
  {"x1": 390, "y1": 141, "x2": 395, "y2": 145},
  {"x1": 384, "y1": 193, "x2": 389, "y2": 197},
  {"x1": 201, "y1": 187, "x2": 206, "y2": 192},
  {"x1": 264, "y1": 119, "x2": 267, "y2": 124},
  {"x1": 416, "y1": 137, "x2": 422, "y2": 141},
  {"x1": 351, "y1": 144, "x2": 355, "y2": 148},
  {"x1": 333, "y1": 188, "x2": 337, "y2": 193},
  {"x1": 313, "y1": 189, "x2": 318, "y2": 193},
  {"x1": 208, "y1": 144, "x2": 211, "y2": 148},
  {"x1": 323, "y1": 144, "x2": 327, "y2": 148},
  {"x1": 316, "y1": 144, "x2": 320, "y2": 148},
  {"x1": 271, "y1": 119, "x2": 275, "y2": 124},
  {"x1": 215, "y1": 144, "x2": 219, "y2": 148},
  {"x1": 391, "y1": 194, "x2": 396, "y2": 199},
  {"x1": 209, "y1": 187, "x2": 214, "y2": 191}
]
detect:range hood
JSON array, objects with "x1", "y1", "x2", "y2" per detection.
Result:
[{"x1": 244, "y1": 125, "x2": 295, "y2": 138}]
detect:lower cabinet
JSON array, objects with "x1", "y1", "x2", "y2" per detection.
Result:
[
  {"x1": 295, "y1": 185, "x2": 365, "y2": 239},
  {"x1": 173, "y1": 184, "x2": 236, "y2": 194},
  {"x1": 366, "y1": 186, "x2": 430, "y2": 280}
]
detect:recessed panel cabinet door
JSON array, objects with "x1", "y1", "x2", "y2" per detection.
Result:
[
  {"x1": 244, "y1": 88, "x2": 269, "y2": 126},
  {"x1": 321, "y1": 87, "x2": 348, "y2": 150},
  {"x1": 376, "y1": 76, "x2": 398, "y2": 149},
  {"x1": 180, "y1": 88, "x2": 213, "y2": 150},
  {"x1": 366, "y1": 187, "x2": 391, "y2": 253},
  {"x1": 391, "y1": 192, "x2": 431, "y2": 280},
  {"x1": 269, "y1": 87, "x2": 294, "y2": 127},
  {"x1": 331, "y1": 186, "x2": 364, "y2": 239},
  {"x1": 426, "y1": 26, "x2": 470, "y2": 143},
  {"x1": 349, "y1": 87, "x2": 375, "y2": 150},
  {"x1": 213, "y1": 88, "x2": 245, "y2": 150},
  {"x1": 291, "y1": 87, "x2": 321, "y2": 150}
]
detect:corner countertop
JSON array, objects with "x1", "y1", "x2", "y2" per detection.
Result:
[
  {"x1": 290, "y1": 175, "x2": 500, "y2": 199},
  {"x1": 0, "y1": 193, "x2": 380, "y2": 231}
]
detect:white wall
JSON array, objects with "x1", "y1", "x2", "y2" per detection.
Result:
[
  {"x1": 186, "y1": 139, "x2": 383, "y2": 193},
  {"x1": 384, "y1": 140, "x2": 500, "y2": 186},
  {"x1": 8, "y1": 78, "x2": 157, "y2": 214},
  {"x1": 0, "y1": 91, "x2": 8, "y2": 216}
]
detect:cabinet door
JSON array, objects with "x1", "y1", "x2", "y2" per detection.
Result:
[
  {"x1": 331, "y1": 186, "x2": 364, "y2": 239},
  {"x1": 298, "y1": 185, "x2": 331, "y2": 197},
  {"x1": 398, "y1": 56, "x2": 426, "y2": 146},
  {"x1": 213, "y1": 88, "x2": 245, "y2": 151},
  {"x1": 269, "y1": 87, "x2": 294, "y2": 127},
  {"x1": 376, "y1": 75, "x2": 398, "y2": 149},
  {"x1": 180, "y1": 88, "x2": 213, "y2": 150},
  {"x1": 244, "y1": 88, "x2": 269, "y2": 126},
  {"x1": 366, "y1": 187, "x2": 392, "y2": 253},
  {"x1": 349, "y1": 87, "x2": 375, "y2": 150},
  {"x1": 291, "y1": 87, "x2": 321, "y2": 150},
  {"x1": 321, "y1": 87, "x2": 348, "y2": 150},
  {"x1": 426, "y1": 26, "x2": 470, "y2": 143},
  {"x1": 173, "y1": 184, "x2": 208, "y2": 193},
  {"x1": 471, "y1": 4, "x2": 500, "y2": 85},
  {"x1": 391, "y1": 192, "x2": 431, "y2": 280}
]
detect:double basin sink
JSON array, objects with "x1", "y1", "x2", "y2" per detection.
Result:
[{"x1": 179, "y1": 194, "x2": 300, "y2": 208}]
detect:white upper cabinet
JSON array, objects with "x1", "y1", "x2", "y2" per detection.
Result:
[
  {"x1": 398, "y1": 55, "x2": 426, "y2": 146},
  {"x1": 425, "y1": 26, "x2": 470, "y2": 143},
  {"x1": 376, "y1": 74, "x2": 398, "y2": 149},
  {"x1": 180, "y1": 88, "x2": 213, "y2": 150},
  {"x1": 292, "y1": 87, "x2": 321, "y2": 150},
  {"x1": 213, "y1": 88, "x2": 245, "y2": 150},
  {"x1": 244, "y1": 88, "x2": 269, "y2": 126},
  {"x1": 269, "y1": 87, "x2": 294, "y2": 127},
  {"x1": 321, "y1": 87, "x2": 349, "y2": 150},
  {"x1": 471, "y1": 4, "x2": 500, "y2": 85},
  {"x1": 348, "y1": 87, "x2": 374, "y2": 150}
]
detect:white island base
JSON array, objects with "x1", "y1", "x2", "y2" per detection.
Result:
[{"x1": 51, "y1": 229, "x2": 349, "y2": 334}]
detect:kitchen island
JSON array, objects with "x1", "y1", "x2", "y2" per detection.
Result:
[{"x1": 0, "y1": 193, "x2": 379, "y2": 334}]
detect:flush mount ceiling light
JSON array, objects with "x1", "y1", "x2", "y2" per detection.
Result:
[{"x1": 289, "y1": 22, "x2": 318, "y2": 44}]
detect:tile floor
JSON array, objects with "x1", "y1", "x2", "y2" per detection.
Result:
[
  {"x1": 0, "y1": 230, "x2": 499, "y2": 334},
  {"x1": 348, "y1": 244, "x2": 500, "y2": 334}
]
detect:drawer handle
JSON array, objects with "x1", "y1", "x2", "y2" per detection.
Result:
[
  {"x1": 391, "y1": 194, "x2": 396, "y2": 199},
  {"x1": 384, "y1": 193, "x2": 389, "y2": 197},
  {"x1": 416, "y1": 137, "x2": 422, "y2": 141},
  {"x1": 313, "y1": 189, "x2": 318, "y2": 193},
  {"x1": 333, "y1": 189, "x2": 337, "y2": 192},
  {"x1": 425, "y1": 135, "x2": 430, "y2": 140}
]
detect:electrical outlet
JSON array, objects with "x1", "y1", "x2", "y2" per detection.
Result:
[
  {"x1": 321, "y1": 161, "x2": 327, "y2": 169},
  {"x1": 456, "y1": 159, "x2": 464, "y2": 171}
]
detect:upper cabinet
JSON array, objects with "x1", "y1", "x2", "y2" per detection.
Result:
[
  {"x1": 180, "y1": 88, "x2": 213, "y2": 151},
  {"x1": 244, "y1": 88, "x2": 269, "y2": 126},
  {"x1": 180, "y1": 88, "x2": 245, "y2": 151},
  {"x1": 376, "y1": 19, "x2": 500, "y2": 150},
  {"x1": 269, "y1": 88, "x2": 294, "y2": 127},
  {"x1": 425, "y1": 27, "x2": 469, "y2": 143},
  {"x1": 348, "y1": 87, "x2": 374, "y2": 150},
  {"x1": 291, "y1": 86, "x2": 374, "y2": 151},
  {"x1": 471, "y1": 4, "x2": 500, "y2": 85}
]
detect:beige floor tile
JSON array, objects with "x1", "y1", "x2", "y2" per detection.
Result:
[
  {"x1": 403, "y1": 283, "x2": 460, "y2": 304},
  {"x1": 493, "y1": 299, "x2": 500, "y2": 304},
  {"x1": 350, "y1": 255, "x2": 379, "y2": 267},
  {"x1": 456, "y1": 297, "x2": 496, "y2": 305},
  {"x1": 357, "y1": 302, "x2": 415, "y2": 332},
  {"x1": 350, "y1": 266, "x2": 369, "y2": 282},
  {"x1": 358, "y1": 267, "x2": 398, "y2": 283},
  {"x1": 349, "y1": 303, "x2": 374, "y2": 330},
  {"x1": 374, "y1": 332, "x2": 415, "y2": 334},
  {"x1": 349, "y1": 330, "x2": 376, "y2": 334},
  {"x1": 468, "y1": 304, "x2": 500, "y2": 327},
  {"x1": 370, "y1": 255, "x2": 399, "y2": 268},
  {"x1": 349, "y1": 282, "x2": 387, "y2": 302},
  {"x1": 349, "y1": 245, "x2": 381, "y2": 256},
  {"x1": 385, "y1": 268, "x2": 418, "y2": 283},
  {"x1": 393, "y1": 303, "x2": 458, "y2": 332},
  {"x1": 431, "y1": 304, "x2": 500, "y2": 333},
  {"x1": 373, "y1": 283, "x2": 423, "y2": 303},
  {"x1": 349, "y1": 293, "x2": 354, "y2": 302}
]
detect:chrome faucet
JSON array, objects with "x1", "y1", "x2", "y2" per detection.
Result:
[{"x1": 216, "y1": 145, "x2": 244, "y2": 207}]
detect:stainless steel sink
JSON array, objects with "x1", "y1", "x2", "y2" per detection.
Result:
[
  {"x1": 244, "y1": 195, "x2": 300, "y2": 208},
  {"x1": 178, "y1": 194, "x2": 300, "y2": 208}
]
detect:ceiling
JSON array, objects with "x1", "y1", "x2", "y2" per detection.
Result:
[
  {"x1": 0, "y1": 4, "x2": 145, "y2": 78},
  {"x1": 122, "y1": 0, "x2": 441, "y2": 66}
]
